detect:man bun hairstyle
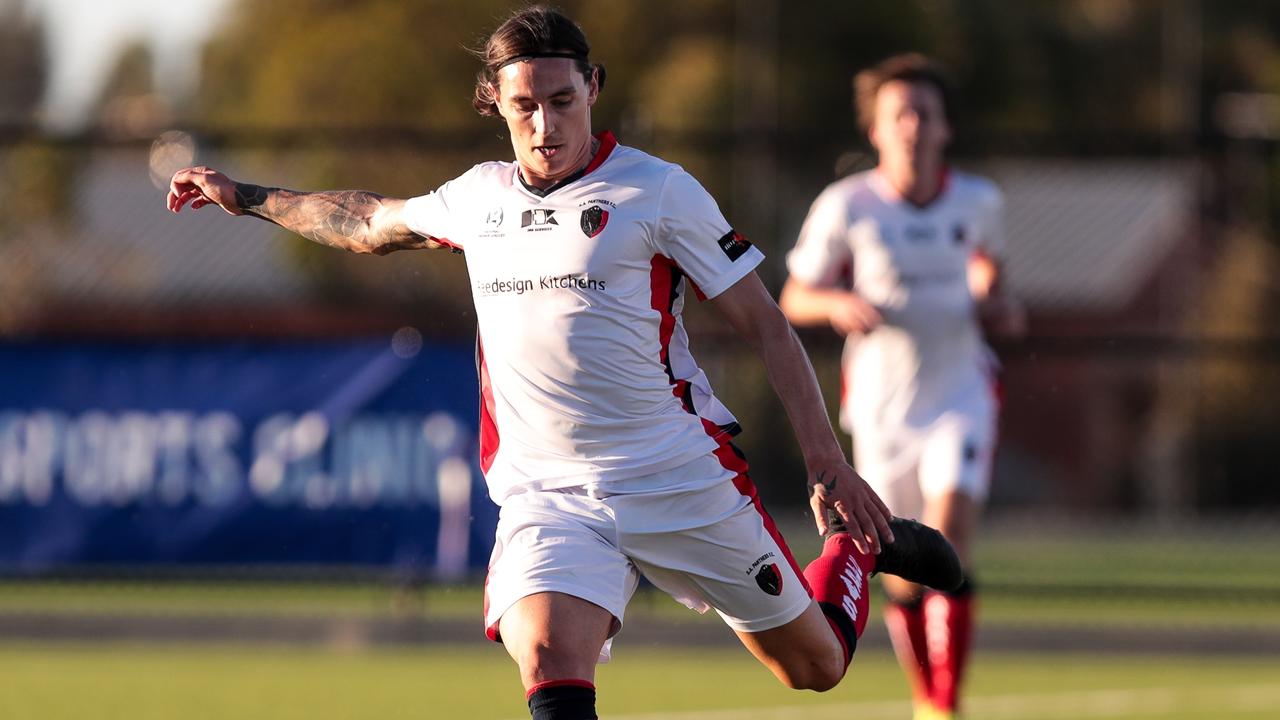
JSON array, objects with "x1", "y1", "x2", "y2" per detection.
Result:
[
  {"x1": 472, "y1": 5, "x2": 607, "y2": 117},
  {"x1": 853, "y1": 53, "x2": 956, "y2": 133}
]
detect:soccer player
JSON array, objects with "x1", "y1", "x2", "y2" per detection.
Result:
[
  {"x1": 780, "y1": 54, "x2": 1023, "y2": 720},
  {"x1": 166, "y1": 9, "x2": 960, "y2": 720}
]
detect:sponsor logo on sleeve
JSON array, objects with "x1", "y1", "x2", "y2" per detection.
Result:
[{"x1": 718, "y1": 230, "x2": 752, "y2": 261}]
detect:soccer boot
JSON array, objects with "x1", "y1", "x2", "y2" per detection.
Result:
[{"x1": 873, "y1": 516, "x2": 963, "y2": 592}]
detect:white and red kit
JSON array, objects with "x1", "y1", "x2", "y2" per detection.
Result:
[
  {"x1": 787, "y1": 169, "x2": 1005, "y2": 515},
  {"x1": 403, "y1": 133, "x2": 813, "y2": 654}
]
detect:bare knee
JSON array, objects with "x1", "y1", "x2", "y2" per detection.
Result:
[
  {"x1": 773, "y1": 645, "x2": 846, "y2": 692},
  {"x1": 511, "y1": 638, "x2": 596, "y2": 688}
]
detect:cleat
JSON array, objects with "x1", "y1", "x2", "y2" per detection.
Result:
[{"x1": 873, "y1": 517, "x2": 963, "y2": 591}]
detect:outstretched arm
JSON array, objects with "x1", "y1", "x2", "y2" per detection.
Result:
[
  {"x1": 711, "y1": 271, "x2": 893, "y2": 554},
  {"x1": 166, "y1": 166, "x2": 444, "y2": 255}
]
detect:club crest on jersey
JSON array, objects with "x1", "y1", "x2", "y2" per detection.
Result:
[
  {"x1": 521, "y1": 209, "x2": 558, "y2": 229},
  {"x1": 580, "y1": 205, "x2": 609, "y2": 238},
  {"x1": 485, "y1": 207, "x2": 504, "y2": 227},
  {"x1": 718, "y1": 230, "x2": 752, "y2": 261},
  {"x1": 755, "y1": 563, "x2": 783, "y2": 596}
]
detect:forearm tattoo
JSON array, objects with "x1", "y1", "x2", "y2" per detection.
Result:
[
  {"x1": 808, "y1": 470, "x2": 836, "y2": 497},
  {"x1": 233, "y1": 182, "x2": 405, "y2": 253}
]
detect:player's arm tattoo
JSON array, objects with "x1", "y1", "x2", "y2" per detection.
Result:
[{"x1": 233, "y1": 182, "x2": 433, "y2": 254}]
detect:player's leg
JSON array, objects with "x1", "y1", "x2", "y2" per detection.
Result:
[
  {"x1": 856, "y1": 431, "x2": 938, "y2": 717},
  {"x1": 912, "y1": 411, "x2": 995, "y2": 719},
  {"x1": 619, "y1": 449, "x2": 851, "y2": 691},
  {"x1": 485, "y1": 491, "x2": 639, "y2": 720},
  {"x1": 499, "y1": 592, "x2": 614, "y2": 720},
  {"x1": 623, "y1": 448, "x2": 958, "y2": 693},
  {"x1": 737, "y1": 530, "x2": 873, "y2": 691},
  {"x1": 919, "y1": 490, "x2": 979, "y2": 720},
  {"x1": 737, "y1": 516, "x2": 962, "y2": 692}
]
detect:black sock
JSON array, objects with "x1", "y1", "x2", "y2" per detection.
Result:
[{"x1": 527, "y1": 681, "x2": 597, "y2": 720}]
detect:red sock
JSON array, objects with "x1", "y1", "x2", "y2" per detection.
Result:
[
  {"x1": 924, "y1": 582, "x2": 975, "y2": 713},
  {"x1": 802, "y1": 533, "x2": 874, "y2": 666},
  {"x1": 884, "y1": 598, "x2": 932, "y2": 708}
]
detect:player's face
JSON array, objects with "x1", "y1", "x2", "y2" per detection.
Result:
[
  {"x1": 869, "y1": 80, "x2": 951, "y2": 172},
  {"x1": 494, "y1": 58, "x2": 599, "y2": 189}
]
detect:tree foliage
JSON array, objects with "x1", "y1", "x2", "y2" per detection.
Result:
[{"x1": 0, "y1": 0, "x2": 47, "y2": 124}]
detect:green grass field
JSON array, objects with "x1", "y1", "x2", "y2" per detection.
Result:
[
  {"x1": 3, "y1": 644, "x2": 1278, "y2": 720},
  {"x1": 3, "y1": 525, "x2": 1278, "y2": 718}
]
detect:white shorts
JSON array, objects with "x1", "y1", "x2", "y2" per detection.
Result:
[
  {"x1": 853, "y1": 406, "x2": 996, "y2": 520},
  {"x1": 483, "y1": 449, "x2": 813, "y2": 662}
]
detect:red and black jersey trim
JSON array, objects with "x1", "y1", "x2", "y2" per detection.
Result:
[
  {"x1": 475, "y1": 335, "x2": 500, "y2": 475},
  {"x1": 649, "y1": 254, "x2": 741, "y2": 438}
]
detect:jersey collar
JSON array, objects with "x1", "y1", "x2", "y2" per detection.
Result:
[{"x1": 517, "y1": 131, "x2": 618, "y2": 198}]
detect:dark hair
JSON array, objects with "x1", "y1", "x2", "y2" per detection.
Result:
[
  {"x1": 853, "y1": 53, "x2": 956, "y2": 133},
  {"x1": 472, "y1": 5, "x2": 607, "y2": 117}
]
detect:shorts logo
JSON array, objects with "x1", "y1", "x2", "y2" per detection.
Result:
[
  {"x1": 718, "y1": 230, "x2": 752, "y2": 261},
  {"x1": 521, "y1": 209, "x2": 558, "y2": 228},
  {"x1": 755, "y1": 563, "x2": 783, "y2": 596},
  {"x1": 952, "y1": 223, "x2": 967, "y2": 245},
  {"x1": 580, "y1": 205, "x2": 609, "y2": 238}
]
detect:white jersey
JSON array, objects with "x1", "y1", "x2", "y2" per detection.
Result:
[
  {"x1": 787, "y1": 169, "x2": 1003, "y2": 432},
  {"x1": 403, "y1": 133, "x2": 764, "y2": 504}
]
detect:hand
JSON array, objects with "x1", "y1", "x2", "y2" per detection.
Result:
[
  {"x1": 828, "y1": 292, "x2": 882, "y2": 336},
  {"x1": 167, "y1": 166, "x2": 243, "y2": 215},
  {"x1": 807, "y1": 461, "x2": 894, "y2": 555}
]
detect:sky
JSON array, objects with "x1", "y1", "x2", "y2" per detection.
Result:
[{"x1": 21, "y1": 0, "x2": 233, "y2": 130}]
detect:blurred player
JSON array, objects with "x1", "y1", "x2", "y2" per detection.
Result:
[
  {"x1": 166, "y1": 9, "x2": 960, "y2": 720},
  {"x1": 780, "y1": 54, "x2": 1023, "y2": 720}
]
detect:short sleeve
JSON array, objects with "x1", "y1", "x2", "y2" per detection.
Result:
[
  {"x1": 786, "y1": 186, "x2": 852, "y2": 288},
  {"x1": 653, "y1": 169, "x2": 764, "y2": 299},
  {"x1": 402, "y1": 167, "x2": 478, "y2": 251}
]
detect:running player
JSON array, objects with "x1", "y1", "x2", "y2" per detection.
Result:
[
  {"x1": 781, "y1": 53, "x2": 1023, "y2": 720},
  {"x1": 166, "y1": 10, "x2": 960, "y2": 720}
]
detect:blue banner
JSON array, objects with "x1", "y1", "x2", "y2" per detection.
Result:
[{"x1": 0, "y1": 337, "x2": 496, "y2": 575}]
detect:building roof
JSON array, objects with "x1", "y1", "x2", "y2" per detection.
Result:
[{"x1": 981, "y1": 159, "x2": 1194, "y2": 311}]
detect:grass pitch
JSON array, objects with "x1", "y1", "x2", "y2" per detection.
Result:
[{"x1": 2, "y1": 644, "x2": 1278, "y2": 720}]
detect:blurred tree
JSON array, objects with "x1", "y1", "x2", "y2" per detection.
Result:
[
  {"x1": 0, "y1": 0, "x2": 46, "y2": 124},
  {"x1": 93, "y1": 41, "x2": 177, "y2": 137}
]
